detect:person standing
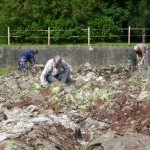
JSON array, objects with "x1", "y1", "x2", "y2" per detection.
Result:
[
  {"x1": 134, "y1": 43, "x2": 150, "y2": 69},
  {"x1": 18, "y1": 49, "x2": 38, "y2": 71},
  {"x1": 40, "y1": 56, "x2": 72, "y2": 85}
]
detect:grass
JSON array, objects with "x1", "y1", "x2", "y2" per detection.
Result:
[
  {"x1": 93, "y1": 42, "x2": 135, "y2": 46},
  {"x1": 0, "y1": 68, "x2": 16, "y2": 76}
]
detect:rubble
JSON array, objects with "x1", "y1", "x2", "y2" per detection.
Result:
[{"x1": 0, "y1": 64, "x2": 150, "y2": 149}]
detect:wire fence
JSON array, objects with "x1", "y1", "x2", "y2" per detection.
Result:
[{"x1": 0, "y1": 26, "x2": 150, "y2": 46}]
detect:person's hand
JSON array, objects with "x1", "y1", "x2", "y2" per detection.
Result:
[{"x1": 140, "y1": 61, "x2": 143, "y2": 65}]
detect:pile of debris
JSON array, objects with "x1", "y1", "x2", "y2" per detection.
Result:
[{"x1": 0, "y1": 63, "x2": 150, "y2": 150}]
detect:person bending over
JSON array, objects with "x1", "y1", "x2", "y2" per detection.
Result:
[
  {"x1": 134, "y1": 43, "x2": 150, "y2": 69},
  {"x1": 40, "y1": 56, "x2": 73, "y2": 85},
  {"x1": 18, "y1": 49, "x2": 38, "y2": 71}
]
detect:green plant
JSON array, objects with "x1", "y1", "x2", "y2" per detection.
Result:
[{"x1": 99, "y1": 90, "x2": 111, "y2": 101}]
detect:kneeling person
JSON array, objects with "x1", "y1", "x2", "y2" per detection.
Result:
[{"x1": 40, "y1": 56, "x2": 72, "y2": 85}]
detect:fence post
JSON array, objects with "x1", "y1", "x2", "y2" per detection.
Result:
[
  {"x1": 128, "y1": 26, "x2": 131, "y2": 45},
  {"x1": 8, "y1": 27, "x2": 10, "y2": 46},
  {"x1": 88, "y1": 27, "x2": 90, "y2": 47},
  {"x1": 142, "y1": 28, "x2": 146, "y2": 43},
  {"x1": 48, "y1": 27, "x2": 50, "y2": 46}
]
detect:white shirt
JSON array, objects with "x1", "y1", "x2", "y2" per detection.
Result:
[{"x1": 40, "y1": 59, "x2": 72, "y2": 84}]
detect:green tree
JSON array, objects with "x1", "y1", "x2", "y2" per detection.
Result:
[
  {"x1": 129, "y1": 0, "x2": 150, "y2": 42},
  {"x1": 0, "y1": 0, "x2": 149, "y2": 44}
]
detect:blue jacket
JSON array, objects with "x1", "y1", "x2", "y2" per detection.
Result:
[{"x1": 19, "y1": 50, "x2": 35, "y2": 64}]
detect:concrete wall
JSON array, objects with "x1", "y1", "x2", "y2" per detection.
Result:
[{"x1": 0, "y1": 46, "x2": 133, "y2": 68}]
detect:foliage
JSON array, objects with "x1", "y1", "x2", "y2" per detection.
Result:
[
  {"x1": 129, "y1": 0, "x2": 150, "y2": 42},
  {"x1": 0, "y1": 0, "x2": 149, "y2": 44},
  {"x1": 99, "y1": 90, "x2": 111, "y2": 101}
]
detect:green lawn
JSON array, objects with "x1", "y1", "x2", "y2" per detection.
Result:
[
  {"x1": 93, "y1": 42, "x2": 134, "y2": 46},
  {"x1": 0, "y1": 68, "x2": 16, "y2": 76}
]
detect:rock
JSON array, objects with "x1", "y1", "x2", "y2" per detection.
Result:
[
  {"x1": 138, "y1": 91, "x2": 150, "y2": 101},
  {"x1": 0, "y1": 133, "x2": 7, "y2": 141},
  {"x1": 32, "y1": 116, "x2": 50, "y2": 123},
  {"x1": 96, "y1": 76, "x2": 106, "y2": 82},
  {"x1": 75, "y1": 78, "x2": 85, "y2": 87},
  {"x1": 0, "y1": 96, "x2": 5, "y2": 102},
  {"x1": 20, "y1": 82, "x2": 32, "y2": 89},
  {"x1": 87, "y1": 131, "x2": 150, "y2": 150},
  {"x1": 0, "y1": 110, "x2": 7, "y2": 121},
  {"x1": 1, "y1": 64, "x2": 150, "y2": 149}
]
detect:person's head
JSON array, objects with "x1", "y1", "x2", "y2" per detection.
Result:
[
  {"x1": 53, "y1": 56, "x2": 62, "y2": 68},
  {"x1": 134, "y1": 45, "x2": 138, "y2": 51},
  {"x1": 33, "y1": 49, "x2": 39, "y2": 55}
]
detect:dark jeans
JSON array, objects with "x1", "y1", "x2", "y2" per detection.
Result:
[
  {"x1": 46, "y1": 68, "x2": 70, "y2": 84},
  {"x1": 18, "y1": 56, "x2": 26, "y2": 71}
]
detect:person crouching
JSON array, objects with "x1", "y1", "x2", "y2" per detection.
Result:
[{"x1": 40, "y1": 56, "x2": 73, "y2": 85}]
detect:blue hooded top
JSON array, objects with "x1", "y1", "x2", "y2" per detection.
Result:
[{"x1": 19, "y1": 49, "x2": 35, "y2": 64}]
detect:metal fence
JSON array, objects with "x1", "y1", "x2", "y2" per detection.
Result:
[{"x1": 0, "y1": 26, "x2": 150, "y2": 46}]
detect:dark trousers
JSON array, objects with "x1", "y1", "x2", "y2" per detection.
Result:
[
  {"x1": 46, "y1": 68, "x2": 70, "y2": 84},
  {"x1": 18, "y1": 56, "x2": 26, "y2": 71}
]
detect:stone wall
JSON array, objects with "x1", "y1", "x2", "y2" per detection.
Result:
[{"x1": 0, "y1": 45, "x2": 133, "y2": 68}]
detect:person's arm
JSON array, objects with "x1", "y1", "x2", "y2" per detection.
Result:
[
  {"x1": 139, "y1": 45, "x2": 149, "y2": 65},
  {"x1": 40, "y1": 60, "x2": 53, "y2": 85},
  {"x1": 140, "y1": 55, "x2": 145, "y2": 65},
  {"x1": 136, "y1": 54, "x2": 141, "y2": 62}
]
